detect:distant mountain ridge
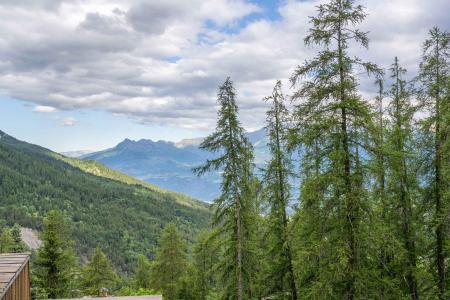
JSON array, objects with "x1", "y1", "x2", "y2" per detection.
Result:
[{"x1": 82, "y1": 128, "x2": 270, "y2": 201}]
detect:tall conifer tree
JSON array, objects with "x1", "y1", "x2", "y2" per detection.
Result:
[
  {"x1": 374, "y1": 78, "x2": 387, "y2": 213},
  {"x1": 443, "y1": 76, "x2": 450, "y2": 295},
  {"x1": 370, "y1": 77, "x2": 402, "y2": 296},
  {"x1": 133, "y1": 254, "x2": 152, "y2": 289},
  {"x1": 194, "y1": 77, "x2": 256, "y2": 300},
  {"x1": 81, "y1": 246, "x2": 118, "y2": 296},
  {"x1": 0, "y1": 228, "x2": 14, "y2": 253},
  {"x1": 151, "y1": 223, "x2": 188, "y2": 300},
  {"x1": 417, "y1": 27, "x2": 450, "y2": 299},
  {"x1": 192, "y1": 230, "x2": 219, "y2": 300},
  {"x1": 289, "y1": 0, "x2": 381, "y2": 298},
  {"x1": 386, "y1": 57, "x2": 419, "y2": 299},
  {"x1": 34, "y1": 210, "x2": 78, "y2": 299},
  {"x1": 11, "y1": 224, "x2": 26, "y2": 252},
  {"x1": 262, "y1": 80, "x2": 297, "y2": 299}
]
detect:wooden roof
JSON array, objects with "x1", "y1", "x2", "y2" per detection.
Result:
[{"x1": 0, "y1": 253, "x2": 30, "y2": 298}]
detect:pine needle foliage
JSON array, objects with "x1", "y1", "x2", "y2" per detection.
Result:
[
  {"x1": 10, "y1": 224, "x2": 27, "y2": 252},
  {"x1": 81, "y1": 246, "x2": 119, "y2": 296},
  {"x1": 191, "y1": 230, "x2": 220, "y2": 300},
  {"x1": 34, "y1": 210, "x2": 78, "y2": 299},
  {"x1": 368, "y1": 76, "x2": 405, "y2": 298},
  {"x1": 417, "y1": 27, "x2": 450, "y2": 300},
  {"x1": 262, "y1": 80, "x2": 297, "y2": 300},
  {"x1": 133, "y1": 254, "x2": 152, "y2": 289},
  {"x1": 0, "y1": 228, "x2": 14, "y2": 253},
  {"x1": 150, "y1": 223, "x2": 188, "y2": 300},
  {"x1": 289, "y1": 0, "x2": 382, "y2": 298},
  {"x1": 194, "y1": 77, "x2": 257, "y2": 300},
  {"x1": 385, "y1": 57, "x2": 421, "y2": 299}
]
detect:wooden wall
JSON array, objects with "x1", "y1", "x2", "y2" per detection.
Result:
[{"x1": 0, "y1": 257, "x2": 30, "y2": 300}]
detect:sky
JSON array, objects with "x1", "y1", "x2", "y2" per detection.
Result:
[{"x1": 0, "y1": 0, "x2": 449, "y2": 152}]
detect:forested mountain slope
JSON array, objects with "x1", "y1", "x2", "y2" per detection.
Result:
[{"x1": 0, "y1": 130, "x2": 211, "y2": 272}]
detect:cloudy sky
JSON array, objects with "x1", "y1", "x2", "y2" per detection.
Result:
[{"x1": 0, "y1": 0, "x2": 448, "y2": 152}]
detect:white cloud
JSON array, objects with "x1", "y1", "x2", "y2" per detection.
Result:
[
  {"x1": 62, "y1": 117, "x2": 77, "y2": 126},
  {"x1": 0, "y1": 0, "x2": 448, "y2": 131},
  {"x1": 33, "y1": 105, "x2": 57, "y2": 113}
]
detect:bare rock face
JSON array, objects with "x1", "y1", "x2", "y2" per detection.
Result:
[{"x1": 20, "y1": 227, "x2": 42, "y2": 250}]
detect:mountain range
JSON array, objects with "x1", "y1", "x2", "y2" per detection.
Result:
[{"x1": 80, "y1": 128, "x2": 271, "y2": 202}]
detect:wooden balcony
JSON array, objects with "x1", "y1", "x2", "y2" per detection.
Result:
[{"x1": 0, "y1": 253, "x2": 30, "y2": 300}]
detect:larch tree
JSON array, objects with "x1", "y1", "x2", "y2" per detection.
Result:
[
  {"x1": 373, "y1": 78, "x2": 387, "y2": 214},
  {"x1": 417, "y1": 27, "x2": 450, "y2": 300},
  {"x1": 386, "y1": 57, "x2": 419, "y2": 299},
  {"x1": 370, "y1": 77, "x2": 400, "y2": 296},
  {"x1": 34, "y1": 210, "x2": 78, "y2": 299},
  {"x1": 289, "y1": 0, "x2": 381, "y2": 298},
  {"x1": 0, "y1": 228, "x2": 14, "y2": 253},
  {"x1": 11, "y1": 224, "x2": 26, "y2": 252},
  {"x1": 444, "y1": 73, "x2": 450, "y2": 297},
  {"x1": 81, "y1": 246, "x2": 118, "y2": 296},
  {"x1": 194, "y1": 77, "x2": 257, "y2": 300},
  {"x1": 262, "y1": 80, "x2": 297, "y2": 300},
  {"x1": 133, "y1": 254, "x2": 152, "y2": 289},
  {"x1": 191, "y1": 230, "x2": 220, "y2": 300},
  {"x1": 150, "y1": 223, "x2": 188, "y2": 300}
]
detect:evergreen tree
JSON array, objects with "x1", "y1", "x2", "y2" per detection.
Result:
[
  {"x1": 369, "y1": 75, "x2": 415, "y2": 299},
  {"x1": 262, "y1": 80, "x2": 297, "y2": 299},
  {"x1": 373, "y1": 77, "x2": 388, "y2": 215},
  {"x1": 11, "y1": 224, "x2": 26, "y2": 252},
  {"x1": 417, "y1": 27, "x2": 450, "y2": 299},
  {"x1": 194, "y1": 77, "x2": 257, "y2": 300},
  {"x1": 34, "y1": 210, "x2": 78, "y2": 299},
  {"x1": 444, "y1": 75, "x2": 450, "y2": 295},
  {"x1": 151, "y1": 223, "x2": 188, "y2": 300},
  {"x1": 133, "y1": 254, "x2": 152, "y2": 289},
  {"x1": 370, "y1": 76, "x2": 402, "y2": 297},
  {"x1": 81, "y1": 246, "x2": 118, "y2": 296},
  {"x1": 0, "y1": 228, "x2": 14, "y2": 253},
  {"x1": 192, "y1": 230, "x2": 219, "y2": 300},
  {"x1": 289, "y1": 0, "x2": 381, "y2": 298},
  {"x1": 385, "y1": 57, "x2": 419, "y2": 299},
  {"x1": 175, "y1": 266, "x2": 198, "y2": 300}
]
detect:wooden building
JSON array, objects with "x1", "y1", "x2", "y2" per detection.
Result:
[{"x1": 0, "y1": 253, "x2": 30, "y2": 300}]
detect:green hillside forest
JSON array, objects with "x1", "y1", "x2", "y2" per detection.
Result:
[
  {"x1": 1, "y1": 0, "x2": 450, "y2": 300},
  {"x1": 0, "y1": 129, "x2": 211, "y2": 273}
]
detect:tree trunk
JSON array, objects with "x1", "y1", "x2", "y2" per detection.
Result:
[
  {"x1": 226, "y1": 98, "x2": 244, "y2": 300},
  {"x1": 434, "y1": 41, "x2": 445, "y2": 300},
  {"x1": 236, "y1": 201, "x2": 243, "y2": 300},
  {"x1": 337, "y1": 3, "x2": 356, "y2": 297},
  {"x1": 274, "y1": 95, "x2": 298, "y2": 300},
  {"x1": 393, "y1": 62, "x2": 418, "y2": 300}
]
